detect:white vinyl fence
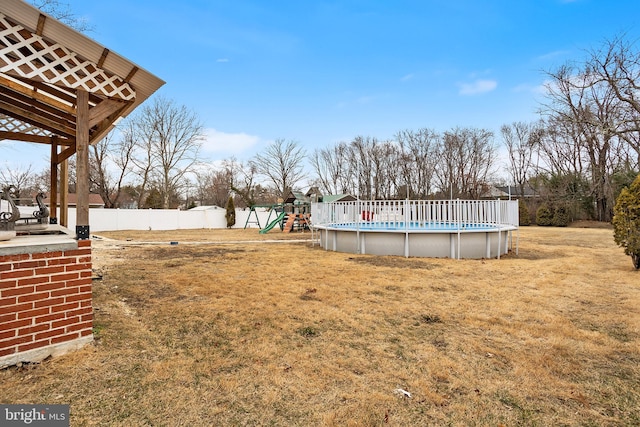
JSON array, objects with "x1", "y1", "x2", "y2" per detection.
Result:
[{"x1": 56, "y1": 207, "x2": 275, "y2": 232}]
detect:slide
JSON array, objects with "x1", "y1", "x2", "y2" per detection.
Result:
[
  {"x1": 282, "y1": 214, "x2": 297, "y2": 233},
  {"x1": 259, "y1": 211, "x2": 286, "y2": 234}
]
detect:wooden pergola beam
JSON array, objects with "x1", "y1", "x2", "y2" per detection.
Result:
[
  {"x1": 75, "y1": 88, "x2": 90, "y2": 239},
  {"x1": 56, "y1": 144, "x2": 77, "y2": 163},
  {"x1": 0, "y1": 131, "x2": 72, "y2": 145},
  {"x1": 88, "y1": 98, "x2": 126, "y2": 128},
  {"x1": 49, "y1": 136, "x2": 58, "y2": 225},
  {"x1": 0, "y1": 75, "x2": 76, "y2": 115},
  {"x1": 0, "y1": 99, "x2": 76, "y2": 137},
  {"x1": 97, "y1": 48, "x2": 109, "y2": 68},
  {"x1": 35, "y1": 13, "x2": 46, "y2": 36},
  {"x1": 60, "y1": 159, "x2": 68, "y2": 227}
]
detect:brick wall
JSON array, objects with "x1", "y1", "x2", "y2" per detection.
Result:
[{"x1": 0, "y1": 240, "x2": 93, "y2": 367}]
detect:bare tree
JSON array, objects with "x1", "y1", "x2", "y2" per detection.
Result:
[
  {"x1": 436, "y1": 130, "x2": 462, "y2": 198},
  {"x1": 348, "y1": 136, "x2": 378, "y2": 199},
  {"x1": 501, "y1": 121, "x2": 543, "y2": 197},
  {"x1": 0, "y1": 164, "x2": 35, "y2": 198},
  {"x1": 374, "y1": 140, "x2": 400, "y2": 199},
  {"x1": 310, "y1": 142, "x2": 352, "y2": 195},
  {"x1": 194, "y1": 169, "x2": 228, "y2": 207},
  {"x1": 89, "y1": 131, "x2": 134, "y2": 208},
  {"x1": 541, "y1": 62, "x2": 627, "y2": 221},
  {"x1": 129, "y1": 116, "x2": 155, "y2": 209},
  {"x1": 89, "y1": 135, "x2": 112, "y2": 205},
  {"x1": 310, "y1": 131, "x2": 442, "y2": 200},
  {"x1": 193, "y1": 158, "x2": 251, "y2": 208},
  {"x1": 396, "y1": 128, "x2": 440, "y2": 199},
  {"x1": 588, "y1": 34, "x2": 640, "y2": 162},
  {"x1": 436, "y1": 127, "x2": 497, "y2": 199},
  {"x1": 538, "y1": 117, "x2": 585, "y2": 177},
  {"x1": 251, "y1": 139, "x2": 307, "y2": 200},
  {"x1": 225, "y1": 159, "x2": 248, "y2": 206},
  {"x1": 228, "y1": 160, "x2": 275, "y2": 207},
  {"x1": 131, "y1": 97, "x2": 204, "y2": 209}
]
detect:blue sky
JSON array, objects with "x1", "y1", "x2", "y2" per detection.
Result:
[{"x1": 2, "y1": 0, "x2": 639, "y2": 174}]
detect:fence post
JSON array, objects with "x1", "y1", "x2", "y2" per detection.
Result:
[
  {"x1": 356, "y1": 198, "x2": 361, "y2": 254},
  {"x1": 497, "y1": 199, "x2": 502, "y2": 259},
  {"x1": 456, "y1": 199, "x2": 461, "y2": 260},
  {"x1": 404, "y1": 199, "x2": 409, "y2": 257}
]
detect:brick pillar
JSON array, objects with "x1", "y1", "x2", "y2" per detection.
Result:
[{"x1": 0, "y1": 240, "x2": 93, "y2": 368}]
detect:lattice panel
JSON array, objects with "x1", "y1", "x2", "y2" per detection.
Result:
[
  {"x1": 0, "y1": 113, "x2": 51, "y2": 136},
  {"x1": 0, "y1": 13, "x2": 136, "y2": 101}
]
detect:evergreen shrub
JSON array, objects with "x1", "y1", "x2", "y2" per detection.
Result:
[
  {"x1": 536, "y1": 203, "x2": 553, "y2": 226},
  {"x1": 552, "y1": 205, "x2": 571, "y2": 227},
  {"x1": 612, "y1": 174, "x2": 640, "y2": 269}
]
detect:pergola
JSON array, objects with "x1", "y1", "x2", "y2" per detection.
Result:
[{"x1": 0, "y1": 0, "x2": 164, "y2": 238}]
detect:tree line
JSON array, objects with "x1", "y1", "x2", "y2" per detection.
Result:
[
  {"x1": 310, "y1": 128, "x2": 497, "y2": 201},
  {"x1": 3, "y1": 35, "x2": 640, "y2": 222}
]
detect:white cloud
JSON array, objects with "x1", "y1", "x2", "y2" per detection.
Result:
[
  {"x1": 512, "y1": 83, "x2": 546, "y2": 95},
  {"x1": 216, "y1": 58, "x2": 229, "y2": 63},
  {"x1": 458, "y1": 79, "x2": 498, "y2": 95},
  {"x1": 201, "y1": 128, "x2": 260, "y2": 156},
  {"x1": 536, "y1": 50, "x2": 569, "y2": 61},
  {"x1": 400, "y1": 73, "x2": 414, "y2": 82}
]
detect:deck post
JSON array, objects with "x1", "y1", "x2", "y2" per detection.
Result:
[
  {"x1": 75, "y1": 88, "x2": 90, "y2": 239},
  {"x1": 49, "y1": 136, "x2": 58, "y2": 224}
]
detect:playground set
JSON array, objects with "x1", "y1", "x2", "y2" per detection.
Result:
[{"x1": 244, "y1": 190, "x2": 312, "y2": 234}]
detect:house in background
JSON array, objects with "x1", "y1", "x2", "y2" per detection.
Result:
[
  {"x1": 482, "y1": 184, "x2": 538, "y2": 200},
  {"x1": 189, "y1": 205, "x2": 223, "y2": 211},
  {"x1": 44, "y1": 194, "x2": 105, "y2": 209},
  {"x1": 320, "y1": 194, "x2": 357, "y2": 203}
]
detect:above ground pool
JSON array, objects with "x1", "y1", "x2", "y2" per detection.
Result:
[{"x1": 311, "y1": 199, "x2": 519, "y2": 259}]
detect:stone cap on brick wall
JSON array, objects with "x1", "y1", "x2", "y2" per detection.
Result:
[{"x1": 0, "y1": 225, "x2": 77, "y2": 257}]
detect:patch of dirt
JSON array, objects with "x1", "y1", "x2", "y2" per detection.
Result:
[
  {"x1": 347, "y1": 255, "x2": 438, "y2": 269},
  {"x1": 139, "y1": 246, "x2": 246, "y2": 260}
]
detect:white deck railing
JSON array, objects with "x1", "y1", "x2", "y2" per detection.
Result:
[{"x1": 311, "y1": 199, "x2": 519, "y2": 230}]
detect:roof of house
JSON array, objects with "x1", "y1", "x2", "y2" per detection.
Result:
[
  {"x1": 481, "y1": 187, "x2": 510, "y2": 198},
  {"x1": 43, "y1": 193, "x2": 105, "y2": 207},
  {"x1": 480, "y1": 184, "x2": 538, "y2": 199},
  {"x1": 321, "y1": 194, "x2": 357, "y2": 203},
  {"x1": 495, "y1": 185, "x2": 538, "y2": 198},
  {"x1": 189, "y1": 205, "x2": 222, "y2": 211}
]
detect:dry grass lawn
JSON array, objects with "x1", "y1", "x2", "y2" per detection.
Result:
[{"x1": 1, "y1": 225, "x2": 639, "y2": 426}]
